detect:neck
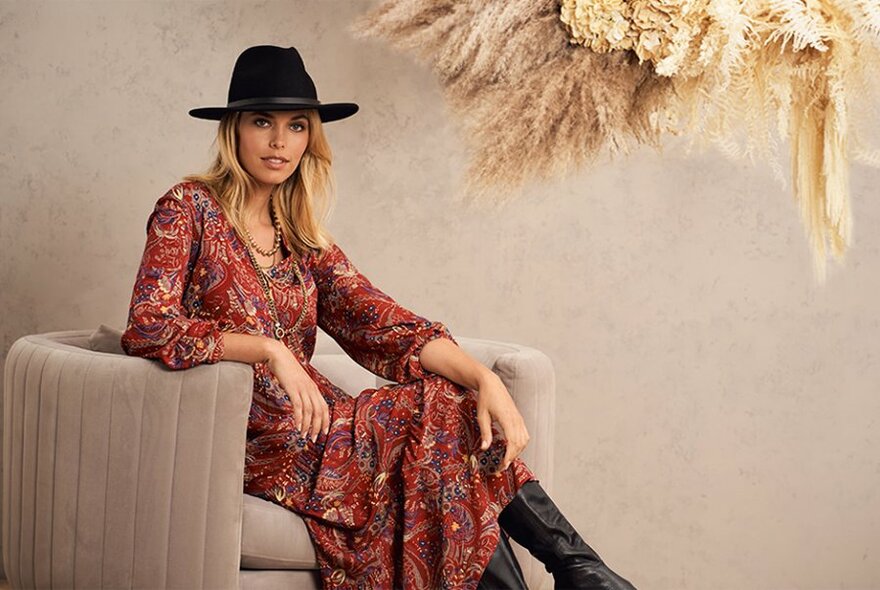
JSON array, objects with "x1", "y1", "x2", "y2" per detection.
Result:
[{"x1": 245, "y1": 185, "x2": 273, "y2": 226}]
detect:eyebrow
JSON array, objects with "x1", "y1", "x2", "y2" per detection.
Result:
[{"x1": 252, "y1": 111, "x2": 309, "y2": 122}]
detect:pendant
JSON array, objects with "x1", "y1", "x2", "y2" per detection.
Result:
[{"x1": 274, "y1": 324, "x2": 286, "y2": 339}]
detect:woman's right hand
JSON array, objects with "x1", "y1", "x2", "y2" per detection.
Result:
[{"x1": 265, "y1": 339, "x2": 330, "y2": 442}]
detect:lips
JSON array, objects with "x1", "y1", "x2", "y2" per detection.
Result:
[{"x1": 261, "y1": 156, "x2": 289, "y2": 170}]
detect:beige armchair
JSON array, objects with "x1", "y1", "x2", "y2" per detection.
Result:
[{"x1": 3, "y1": 328, "x2": 555, "y2": 589}]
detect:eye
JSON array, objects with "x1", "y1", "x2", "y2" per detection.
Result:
[
  {"x1": 254, "y1": 118, "x2": 271, "y2": 127},
  {"x1": 290, "y1": 121, "x2": 307, "y2": 132}
]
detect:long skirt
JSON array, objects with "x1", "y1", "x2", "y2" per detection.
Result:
[{"x1": 245, "y1": 370, "x2": 537, "y2": 590}]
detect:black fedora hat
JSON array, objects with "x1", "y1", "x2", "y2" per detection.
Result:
[{"x1": 189, "y1": 45, "x2": 359, "y2": 122}]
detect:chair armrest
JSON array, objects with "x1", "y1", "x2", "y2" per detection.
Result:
[
  {"x1": 2, "y1": 332, "x2": 253, "y2": 589},
  {"x1": 456, "y1": 338, "x2": 557, "y2": 590},
  {"x1": 488, "y1": 344, "x2": 556, "y2": 494}
]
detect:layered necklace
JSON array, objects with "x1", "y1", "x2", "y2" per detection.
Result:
[
  {"x1": 242, "y1": 196, "x2": 308, "y2": 341},
  {"x1": 243, "y1": 199, "x2": 283, "y2": 261}
]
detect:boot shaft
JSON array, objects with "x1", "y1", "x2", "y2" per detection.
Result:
[
  {"x1": 498, "y1": 481, "x2": 638, "y2": 590},
  {"x1": 478, "y1": 530, "x2": 529, "y2": 590}
]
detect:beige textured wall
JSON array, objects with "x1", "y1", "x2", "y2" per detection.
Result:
[{"x1": 2, "y1": 1, "x2": 880, "y2": 588}]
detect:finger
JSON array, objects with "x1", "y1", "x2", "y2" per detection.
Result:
[
  {"x1": 510, "y1": 436, "x2": 527, "y2": 466},
  {"x1": 502, "y1": 441, "x2": 516, "y2": 472},
  {"x1": 507, "y1": 427, "x2": 530, "y2": 469},
  {"x1": 303, "y1": 389, "x2": 316, "y2": 440},
  {"x1": 309, "y1": 390, "x2": 323, "y2": 442},
  {"x1": 299, "y1": 393, "x2": 313, "y2": 437},
  {"x1": 290, "y1": 396, "x2": 303, "y2": 437},
  {"x1": 512, "y1": 423, "x2": 530, "y2": 458},
  {"x1": 322, "y1": 400, "x2": 331, "y2": 436},
  {"x1": 477, "y1": 408, "x2": 493, "y2": 451},
  {"x1": 498, "y1": 419, "x2": 524, "y2": 470},
  {"x1": 507, "y1": 421, "x2": 527, "y2": 451},
  {"x1": 313, "y1": 391, "x2": 328, "y2": 440}
]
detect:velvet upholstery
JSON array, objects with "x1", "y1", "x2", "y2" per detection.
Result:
[{"x1": 3, "y1": 329, "x2": 556, "y2": 589}]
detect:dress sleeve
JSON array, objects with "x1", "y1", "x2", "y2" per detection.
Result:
[
  {"x1": 121, "y1": 186, "x2": 225, "y2": 370},
  {"x1": 310, "y1": 243, "x2": 456, "y2": 383}
]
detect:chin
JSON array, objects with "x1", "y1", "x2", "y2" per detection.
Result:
[{"x1": 255, "y1": 172, "x2": 294, "y2": 187}]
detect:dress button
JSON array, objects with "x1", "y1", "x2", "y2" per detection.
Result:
[{"x1": 330, "y1": 568, "x2": 346, "y2": 584}]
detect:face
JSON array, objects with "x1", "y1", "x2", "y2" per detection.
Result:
[{"x1": 236, "y1": 110, "x2": 310, "y2": 190}]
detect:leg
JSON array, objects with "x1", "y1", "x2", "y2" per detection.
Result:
[
  {"x1": 498, "y1": 481, "x2": 637, "y2": 590},
  {"x1": 478, "y1": 530, "x2": 529, "y2": 590}
]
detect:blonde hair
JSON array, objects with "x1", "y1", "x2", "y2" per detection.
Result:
[{"x1": 184, "y1": 109, "x2": 336, "y2": 257}]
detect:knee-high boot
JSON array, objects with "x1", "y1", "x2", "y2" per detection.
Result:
[
  {"x1": 478, "y1": 529, "x2": 530, "y2": 590},
  {"x1": 498, "y1": 481, "x2": 637, "y2": 590}
]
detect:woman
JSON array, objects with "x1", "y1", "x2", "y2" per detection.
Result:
[{"x1": 122, "y1": 45, "x2": 636, "y2": 590}]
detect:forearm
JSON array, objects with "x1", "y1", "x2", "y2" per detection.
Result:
[
  {"x1": 223, "y1": 332, "x2": 329, "y2": 440},
  {"x1": 418, "y1": 337, "x2": 497, "y2": 390},
  {"x1": 221, "y1": 332, "x2": 287, "y2": 364}
]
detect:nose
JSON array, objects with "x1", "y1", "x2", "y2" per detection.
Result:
[{"x1": 270, "y1": 130, "x2": 285, "y2": 149}]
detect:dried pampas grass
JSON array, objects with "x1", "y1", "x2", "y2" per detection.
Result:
[
  {"x1": 563, "y1": 0, "x2": 880, "y2": 280},
  {"x1": 353, "y1": 0, "x2": 880, "y2": 282},
  {"x1": 350, "y1": 0, "x2": 673, "y2": 205}
]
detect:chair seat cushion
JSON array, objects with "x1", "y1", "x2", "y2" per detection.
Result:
[{"x1": 240, "y1": 494, "x2": 319, "y2": 569}]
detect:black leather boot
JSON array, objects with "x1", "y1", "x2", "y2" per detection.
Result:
[
  {"x1": 498, "y1": 481, "x2": 637, "y2": 590},
  {"x1": 478, "y1": 529, "x2": 530, "y2": 589}
]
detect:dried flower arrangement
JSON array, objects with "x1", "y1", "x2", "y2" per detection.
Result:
[
  {"x1": 353, "y1": 0, "x2": 880, "y2": 281},
  {"x1": 350, "y1": 1, "x2": 673, "y2": 197}
]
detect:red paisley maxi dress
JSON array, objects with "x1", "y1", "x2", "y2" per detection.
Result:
[{"x1": 121, "y1": 181, "x2": 537, "y2": 589}]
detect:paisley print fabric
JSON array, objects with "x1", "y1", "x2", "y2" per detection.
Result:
[{"x1": 121, "y1": 181, "x2": 537, "y2": 589}]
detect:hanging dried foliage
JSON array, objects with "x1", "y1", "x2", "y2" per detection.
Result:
[
  {"x1": 350, "y1": 1, "x2": 674, "y2": 201},
  {"x1": 352, "y1": 0, "x2": 880, "y2": 281},
  {"x1": 562, "y1": 0, "x2": 880, "y2": 280}
]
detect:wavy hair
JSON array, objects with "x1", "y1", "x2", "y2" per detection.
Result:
[{"x1": 184, "y1": 109, "x2": 336, "y2": 257}]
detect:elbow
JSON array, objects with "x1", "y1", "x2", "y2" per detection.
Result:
[
  {"x1": 121, "y1": 318, "x2": 162, "y2": 358},
  {"x1": 120, "y1": 323, "x2": 142, "y2": 357},
  {"x1": 121, "y1": 317, "x2": 223, "y2": 371},
  {"x1": 120, "y1": 321, "x2": 179, "y2": 370}
]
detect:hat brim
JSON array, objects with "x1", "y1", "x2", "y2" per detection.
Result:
[{"x1": 188, "y1": 101, "x2": 359, "y2": 122}]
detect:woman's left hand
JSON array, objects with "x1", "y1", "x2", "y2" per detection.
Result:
[{"x1": 475, "y1": 371, "x2": 530, "y2": 472}]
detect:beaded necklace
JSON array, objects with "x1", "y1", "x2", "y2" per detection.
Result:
[
  {"x1": 244, "y1": 200, "x2": 283, "y2": 257},
  {"x1": 242, "y1": 201, "x2": 308, "y2": 340}
]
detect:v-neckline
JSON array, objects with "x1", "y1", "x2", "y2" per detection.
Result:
[{"x1": 202, "y1": 188, "x2": 300, "y2": 281}]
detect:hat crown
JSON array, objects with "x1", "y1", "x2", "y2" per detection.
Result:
[
  {"x1": 188, "y1": 44, "x2": 358, "y2": 122},
  {"x1": 227, "y1": 45, "x2": 318, "y2": 104}
]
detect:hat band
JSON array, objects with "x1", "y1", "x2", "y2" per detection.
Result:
[{"x1": 227, "y1": 96, "x2": 322, "y2": 108}]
